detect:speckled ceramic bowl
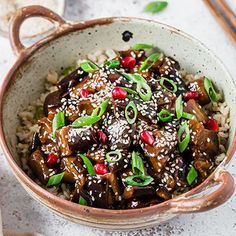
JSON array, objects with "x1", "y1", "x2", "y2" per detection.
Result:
[{"x1": 0, "y1": 6, "x2": 235, "y2": 230}]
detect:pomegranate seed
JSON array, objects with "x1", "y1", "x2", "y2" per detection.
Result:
[
  {"x1": 112, "y1": 87, "x2": 127, "y2": 100},
  {"x1": 80, "y1": 88, "x2": 89, "y2": 98},
  {"x1": 94, "y1": 163, "x2": 109, "y2": 175},
  {"x1": 98, "y1": 130, "x2": 107, "y2": 144},
  {"x1": 46, "y1": 153, "x2": 58, "y2": 167},
  {"x1": 121, "y1": 56, "x2": 136, "y2": 68},
  {"x1": 140, "y1": 131, "x2": 155, "y2": 146},
  {"x1": 183, "y1": 91, "x2": 200, "y2": 101},
  {"x1": 206, "y1": 118, "x2": 219, "y2": 132}
]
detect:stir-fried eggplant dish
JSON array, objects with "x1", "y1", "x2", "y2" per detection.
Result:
[{"x1": 27, "y1": 44, "x2": 224, "y2": 209}]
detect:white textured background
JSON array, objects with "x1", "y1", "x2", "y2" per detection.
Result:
[{"x1": 0, "y1": 0, "x2": 236, "y2": 235}]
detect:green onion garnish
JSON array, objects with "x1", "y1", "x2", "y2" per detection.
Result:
[
  {"x1": 52, "y1": 111, "x2": 65, "y2": 138},
  {"x1": 79, "y1": 153, "x2": 96, "y2": 176},
  {"x1": 106, "y1": 150, "x2": 122, "y2": 163},
  {"x1": 204, "y1": 77, "x2": 220, "y2": 102},
  {"x1": 132, "y1": 43, "x2": 154, "y2": 50},
  {"x1": 125, "y1": 101, "x2": 138, "y2": 124},
  {"x1": 187, "y1": 166, "x2": 198, "y2": 185},
  {"x1": 125, "y1": 175, "x2": 154, "y2": 187},
  {"x1": 71, "y1": 115, "x2": 101, "y2": 128},
  {"x1": 136, "y1": 81, "x2": 152, "y2": 101},
  {"x1": 122, "y1": 73, "x2": 152, "y2": 101},
  {"x1": 79, "y1": 196, "x2": 87, "y2": 205},
  {"x1": 131, "y1": 151, "x2": 145, "y2": 175},
  {"x1": 91, "y1": 98, "x2": 110, "y2": 117},
  {"x1": 157, "y1": 109, "x2": 173, "y2": 122},
  {"x1": 63, "y1": 66, "x2": 76, "y2": 76},
  {"x1": 46, "y1": 172, "x2": 65, "y2": 187},
  {"x1": 175, "y1": 95, "x2": 183, "y2": 120},
  {"x1": 144, "y1": 1, "x2": 168, "y2": 14},
  {"x1": 182, "y1": 112, "x2": 196, "y2": 120},
  {"x1": 105, "y1": 59, "x2": 120, "y2": 69},
  {"x1": 122, "y1": 87, "x2": 138, "y2": 95},
  {"x1": 80, "y1": 60, "x2": 99, "y2": 73},
  {"x1": 160, "y1": 77, "x2": 178, "y2": 93},
  {"x1": 139, "y1": 52, "x2": 161, "y2": 71},
  {"x1": 178, "y1": 122, "x2": 190, "y2": 153}
]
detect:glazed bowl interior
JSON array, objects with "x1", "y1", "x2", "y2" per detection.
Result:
[{"x1": 1, "y1": 18, "x2": 236, "y2": 228}]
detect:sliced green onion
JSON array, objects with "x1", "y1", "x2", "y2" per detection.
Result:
[
  {"x1": 122, "y1": 73, "x2": 152, "y2": 101},
  {"x1": 106, "y1": 150, "x2": 122, "y2": 163},
  {"x1": 175, "y1": 95, "x2": 183, "y2": 120},
  {"x1": 122, "y1": 87, "x2": 138, "y2": 95},
  {"x1": 144, "y1": 1, "x2": 168, "y2": 14},
  {"x1": 79, "y1": 153, "x2": 96, "y2": 176},
  {"x1": 182, "y1": 112, "x2": 196, "y2": 120},
  {"x1": 125, "y1": 175, "x2": 154, "y2": 187},
  {"x1": 139, "y1": 52, "x2": 161, "y2": 71},
  {"x1": 132, "y1": 43, "x2": 154, "y2": 50},
  {"x1": 105, "y1": 60, "x2": 120, "y2": 69},
  {"x1": 136, "y1": 81, "x2": 152, "y2": 101},
  {"x1": 71, "y1": 115, "x2": 100, "y2": 128},
  {"x1": 91, "y1": 98, "x2": 110, "y2": 117},
  {"x1": 52, "y1": 111, "x2": 65, "y2": 138},
  {"x1": 63, "y1": 66, "x2": 76, "y2": 76},
  {"x1": 131, "y1": 151, "x2": 145, "y2": 175},
  {"x1": 178, "y1": 122, "x2": 190, "y2": 153},
  {"x1": 160, "y1": 77, "x2": 178, "y2": 93},
  {"x1": 125, "y1": 101, "x2": 138, "y2": 124},
  {"x1": 35, "y1": 106, "x2": 44, "y2": 120},
  {"x1": 80, "y1": 60, "x2": 99, "y2": 73},
  {"x1": 79, "y1": 196, "x2": 87, "y2": 205},
  {"x1": 46, "y1": 172, "x2": 65, "y2": 187},
  {"x1": 204, "y1": 77, "x2": 220, "y2": 102},
  {"x1": 158, "y1": 109, "x2": 173, "y2": 122},
  {"x1": 187, "y1": 166, "x2": 198, "y2": 185}
]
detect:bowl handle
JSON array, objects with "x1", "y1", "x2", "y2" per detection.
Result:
[
  {"x1": 170, "y1": 168, "x2": 235, "y2": 213},
  {"x1": 9, "y1": 5, "x2": 66, "y2": 56}
]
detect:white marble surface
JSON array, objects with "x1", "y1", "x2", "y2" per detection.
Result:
[{"x1": 0, "y1": 0, "x2": 236, "y2": 235}]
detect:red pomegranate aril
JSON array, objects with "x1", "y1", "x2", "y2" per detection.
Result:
[
  {"x1": 94, "y1": 163, "x2": 109, "y2": 175},
  {"x1": 206, "y1": 118, "x2": 219, "y2": 132},
  {"x1": 121, "y1": 56, "x2": 136, "y2": 68},
  {"x1": 140, "y1": 131, "x2": 155, "y2": 146},
  {"x1": 183, "y1": 91, "x2": 200, "y2": 101},
  {"x1": 112, "y1": 87, "x2": 127, "y2": 100},
  {"x1": 98, "y1": 130, "x2": 107, "y2": 144},
  {"x1": 46, "y1": 153, "x2": 58, "y2": 167},
  {"x1": 80, "y1": 88, "x2": 89, "y2": 98}
]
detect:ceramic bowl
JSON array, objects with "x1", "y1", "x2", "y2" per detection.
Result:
[{"x1": 0, "y1": 5, "x2": 235, "y2": 230}]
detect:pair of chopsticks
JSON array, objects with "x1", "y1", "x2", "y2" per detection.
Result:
[{"x1": 204, "y1": 0, "x2": 236, "y2": 44}]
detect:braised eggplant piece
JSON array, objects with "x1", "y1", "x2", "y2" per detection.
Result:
[
  {"x1": 188, "y1": 78, "x2": 210, "y2": 105},
  {"x1": 184, "y1": 99, "x2": 208, "y2": 123},
  {"x1": 159, "y1": 57, "x2": 187, "y2": 95},
  {"x1": 60, "y1": 156, "x2": 86, "y2": 184},
  {"x1": 38, "y1": 117, "x2": 52, "y2": 144},
  {"x1": 44, "y1": 90, "x2": 63, "y2": 116},
  {"x1": 25, "y1": 46, "x2": 225, "y2": 210},
  {"x1": 123, "y1": 186, "x2": 155, "y2": 199},
  {"x1": 67, "y1": 127, "x2": 97, "y2": 152},
  {"x1": 57, "y1": 67, "x2": 88, "y2": 91},
  {"x1": 84, "y1": 176, "x2": 113, "y2": 208},
  {"x1": 103, "y1": 116, "x2": 134, "y2": 149},
  {"x1": 28, "y1": 150, "x2": 53, "y2": 184},
  {"x1": 189, "y1": 120, "x2": 219, "y2": 158}
]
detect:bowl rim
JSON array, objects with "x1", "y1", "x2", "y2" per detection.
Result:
[{"x1": 0, "y1": 16, "x2": 236, "y2": 217}]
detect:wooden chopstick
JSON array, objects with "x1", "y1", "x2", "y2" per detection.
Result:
[{"x1": 204, "y1": 0, "x2": 236, "y2": 44}]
